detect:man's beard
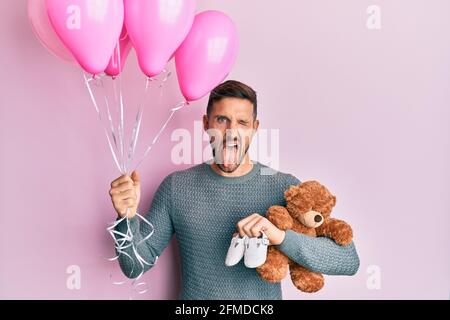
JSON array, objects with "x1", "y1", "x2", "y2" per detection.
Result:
[{"x1": 212, "y1": 141, "x2": 250, "y2": 173}]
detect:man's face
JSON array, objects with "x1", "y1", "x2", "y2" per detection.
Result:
[{"x1": 203, "y1": 97, "x2": 259, "y2": 173}]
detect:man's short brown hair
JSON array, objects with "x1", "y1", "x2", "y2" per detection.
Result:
[{"x1": 207, "y1": 80, "x2": 257, "y2": 119}]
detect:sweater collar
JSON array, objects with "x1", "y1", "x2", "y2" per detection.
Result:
[{"x1": 203, "y1": 160, "x2": 261, "y2": 184}]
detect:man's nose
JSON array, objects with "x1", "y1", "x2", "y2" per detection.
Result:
[
  {"x1": 227, "y1": 120, "x2": 239, "y2": 130},
  {"x1": 225, "y1": 126, "x2": 239, "y2": 140}
]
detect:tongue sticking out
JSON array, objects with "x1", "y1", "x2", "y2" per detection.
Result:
[{"x1": 222, "y1": 146, "x2": 238, "y2": 168}]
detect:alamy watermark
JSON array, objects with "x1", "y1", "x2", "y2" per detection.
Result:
[
  {"x1": 66, "y1": 265, "x2": 81, "y2": 290},
  {"x1": 366, "y1": 265, "x2": 381, "y2": 290},
  {"x1": 366, "y1": 5, "x2": 381, "y2": 30},
  {"x1": 170, "y1": 121, "x2": 280, "y2": 174}
]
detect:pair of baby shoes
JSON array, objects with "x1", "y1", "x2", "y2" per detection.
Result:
[{"x1": 225, "y1": 232, "x2": 269, "y2": 268}]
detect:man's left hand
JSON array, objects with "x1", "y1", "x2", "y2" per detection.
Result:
[{"x1": 235, "y1": 213, "x2": 286, "y2": 245}]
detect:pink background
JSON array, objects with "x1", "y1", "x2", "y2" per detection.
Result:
[{"x1": 1, "y1": 0, "x2": 449, "y2": 299}]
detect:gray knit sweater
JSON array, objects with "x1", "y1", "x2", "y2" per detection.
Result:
[{"x1": 114, "y1": 162, "x2": 360, "y2": 299}]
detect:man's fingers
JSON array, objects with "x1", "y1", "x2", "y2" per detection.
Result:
[
  {"x1": 236, "y1": 213, "x2": 261, "y2": 237},
  {"x1": 250, "y1": 219, "x2": 268, "y2": 238},
  {"x1": 241, "y1": 216, "x2": 261, "y2": 237},
  {"x1": 110, "y1": 181, "x2": 134, "y2": 194},
  {"x1": 114, "y1": 198, "x2": 136, "y2": 213},
  {"x1": 109, "y1": 184, "x2": 133, "y2": 196},
  {"x1": 131, "y1": 170, "x2": 140, "y2": 185},
  {"x1": 118, "y1": 198, "x2": 136, "y2": 209},
  {"x1": 111, "y1": 174, "x2": 132, "y2": 188},
  {"x1": 235, "y1": 213, "x2": 271, "y2": 238},
  {"x1": 119, "y1": 189, "x2": 135, "y2": 200},
  {"x1": 236, "y1": 213, "x2": 260, "y2": 234},
  {"x1": 117, "y1": 180, "x2": 134, "y2": 189},
  {"x1": 109, "y1": 174, "x2": 139, "y2": 218},
  {"x1": 112, "y1": 188, "x2": 136, "y2": 202}
]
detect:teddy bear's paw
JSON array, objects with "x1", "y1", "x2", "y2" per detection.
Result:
[
  {"x1": 273, "y1": 222, "x2": 291, "y2": 231},
  {"x1": 291, "y1": 270, "x2": 324, "y2": 293},
  {"x1": 266, "y1": 206, "x2": 293, "y2": 230},
  {"x1": 332, "y1": 224, "x2": 353, "y2": 246},
  {"x1": 256, "y1": 263, "x2": 288, "y2": 283},
  {"x1": 298, "y1": 280, "x2": 324, "y2": 293}
]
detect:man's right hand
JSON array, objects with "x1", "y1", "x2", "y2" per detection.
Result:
[{"x1": 109, "y1": 171, "x2": 141, "y2": 219}]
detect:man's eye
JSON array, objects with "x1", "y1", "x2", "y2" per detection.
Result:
[{"x1": 217, "y1": 117, "x2": 227, "y2": 123}]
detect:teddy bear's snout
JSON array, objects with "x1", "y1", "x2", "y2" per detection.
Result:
[{"x1": 300, "y1": 210, "x2": 324, "y2": 228}]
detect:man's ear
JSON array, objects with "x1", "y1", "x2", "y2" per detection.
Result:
[
  {"x1": 203, "y1": 114, "x2": 209, "y2": 131},
  {"x1": 253, "y1": 119, "x2": 259, "y2": 132}
]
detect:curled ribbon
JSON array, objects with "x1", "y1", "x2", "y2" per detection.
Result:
[{"x1": 106, "y1": 209, "x2": 158, "y2": 281}]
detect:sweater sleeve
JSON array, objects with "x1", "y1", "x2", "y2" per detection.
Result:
[
  {"x1": 276, "y1": 229, "x2": 360, "y2": 275},
  {"x1": 113, "y1": 174, "x2": 175, "y2": 279}
]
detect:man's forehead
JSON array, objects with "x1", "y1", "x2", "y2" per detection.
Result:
[{"x1": 210, "y1": 98, "x2": 254, "y2": 117}]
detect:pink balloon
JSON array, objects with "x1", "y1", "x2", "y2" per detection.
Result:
[
  {"x1": 175, "y1": 11, "x2": 239, "y2": 102},
  {"x1": 105, "y1": 25, "x2": 132, "y2": 77},
  {"x1": 124, "y1": 0, "x2": 196, "y2": 77},
  {"x1": 46, "y1": 0, "x2": 124, "y2": 75},
  {"x1": 27, "y1": 0, "x2": 75, "y2": 63}
]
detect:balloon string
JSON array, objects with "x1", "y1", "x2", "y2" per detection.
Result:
[
  {"x1": 126, "y1": 69, "x2": 172, "y2": 173},
  {"x1": 116, "y1": 41, "x2": 126, "y2": 174},
  {"x1": 97, "y1": 75, "x2": 121, "y2": 168},
  {"x1": 104, "y1": 40, "x2": 157, "y2": 297},
  {"x1": 104, "y1": 92, "x2": 120, "y2": 158},
  {"x1": 107, "y1": 97, "x2": 185, "y2": 282},
  {"x1": 84, "y1": 73, "x2": 123, "y2": 173},
  {"x1": 84, "y1": 40, "x2": 175, "y2": 295},
  {"x1": 125, "y1": 77, "x2": 151, "y2": 175},
  {"x1": 112, "y1": 76, "x2": 126, "y2": 174},
  {"x1": 133, "y1": 100, "x2": 187, "y2": 172}
]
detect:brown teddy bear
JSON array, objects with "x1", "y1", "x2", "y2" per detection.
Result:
[{"x1": 256, "y1": 180, "x2": 353, "y2": 293}]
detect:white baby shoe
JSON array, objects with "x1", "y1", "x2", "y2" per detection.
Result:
[
  {"x1": 225, "y1": 234, "x2": 248, "y2": 267},
  {"x1": 244, "y1": 232, "x2": 269, "y2": 268}
]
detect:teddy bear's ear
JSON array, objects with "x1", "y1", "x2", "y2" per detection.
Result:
[
  {"x1": 284, "y1": 185, "x2": 300, "y2": 202},
  {"x1": 332, "y1": 195, "x2": 337, "y2": 207}
]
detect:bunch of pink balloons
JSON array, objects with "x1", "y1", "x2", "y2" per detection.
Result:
[{"x1": 28, "y1": 0, "x2": 239, "y2": 102}]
